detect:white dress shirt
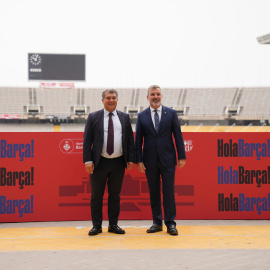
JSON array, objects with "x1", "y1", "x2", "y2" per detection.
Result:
[
  {"x1": 150, "y1": 105, "x2": 162, "y2": 129},
  {"x1": 101, "y1": 109, "x2": 123, "y2": 158},
  {"x1": 85, "y1": 109, "x2": 123, "y2": 164}
]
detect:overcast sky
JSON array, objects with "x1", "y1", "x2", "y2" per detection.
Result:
[{"x1": 1, "y1": 0, "x2": 270, "y2": 88}]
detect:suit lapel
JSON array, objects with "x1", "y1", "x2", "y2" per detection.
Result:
[
  {"x1": 116, "y1": 110, "x2": 125, "y2": 146},
  {"x1": 147, "y1": 107, "x2": 156, "y2": 134},
  {"x1": 117, "y1": 110, "x2": 125, "y2": 132},
  {"x1": 98, "y1": 109, "x2": 104, "y2": 142},
  {"x1": 158, "y1": 106, "x2": 167, "y2": 134}
]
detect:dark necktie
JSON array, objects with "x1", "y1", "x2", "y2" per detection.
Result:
[
  {"x1": 107, "y1": 112, "x2": 114, "y2": 155},
  {"x1": 154, "y1": 109, "x2": 159, "y2": 133}
]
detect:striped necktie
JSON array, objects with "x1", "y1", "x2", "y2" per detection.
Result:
[{"x1": 154, "y1": 109, "x2": 159, "y2": 133}]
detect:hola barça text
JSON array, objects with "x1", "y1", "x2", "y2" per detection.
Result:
[
  {"x1": 218, "y1": 193, "x2": 270, "y2": 215},
  {"x1": 218, "y1": 139, "x2": 270, "y2": 160},
  {"x1": 218, "y1": 166, "x2": 270, "y2": 187},
  {"x1": 0, "y1": 140, "x2": 34, "y2": 161}
]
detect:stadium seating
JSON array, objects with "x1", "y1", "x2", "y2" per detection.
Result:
[
  {"x1": 0, "y1": 87, "x2": 269, "y2": 126},
  {"x1": 0, "y1": 87, "x2": 29, "y2": 115},
  {"x1": 238, "y1": 88, "x2": 270, "y2": 119},
  {"x1": 35, "y1": 88, "x2": 77, "y2": 117},
  {"x1": 183, "y1": 88, "x2": 237, "y2": 115}
]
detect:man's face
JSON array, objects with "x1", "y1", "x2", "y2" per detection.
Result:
[
  {"x1": 147, "y1": 87, "x2": 163, "y2": 109},
  {"x1": 102, "y1": 92, "x2": 118, "y2": 112}
]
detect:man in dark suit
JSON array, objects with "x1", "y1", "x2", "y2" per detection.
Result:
[
  {"x1": 83, "y1": 89, "x2": 135, "y2": 236},
  {"x1": 135, "y1": 85, "x2": 186, "y2": 236}
]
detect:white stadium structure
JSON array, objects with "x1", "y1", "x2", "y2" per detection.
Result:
[{"x1": 0, "y1": 86, "x2": 269, "y2": 132}]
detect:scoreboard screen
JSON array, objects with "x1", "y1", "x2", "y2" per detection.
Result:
[{"x1": 28, "y1": 53, "x2": 85, "y2": 81}]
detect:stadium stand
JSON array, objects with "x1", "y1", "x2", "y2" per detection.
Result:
[
  {"x1": 0, "y1": 87, "x2": 29, "y2": 115},
  {"x1": 237, "y1": 88, "x2": 270, "y2": 119},
  {"x1": 0, "y1": 87, "x2": 269, "y2": 131},
  {"x1": 184, "y1": 88, "x2": 237, "y2": 116},
  {"x1": 84, "y1": 88, "x2": 105, "y2": 113},
  {"x1": 36, "y1": 88, "x2": 77, "y2": 118}
]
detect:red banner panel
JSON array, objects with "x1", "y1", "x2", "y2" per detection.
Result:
[{"x1": 0, "y1": 132, "x2": 269, "y2": 222}]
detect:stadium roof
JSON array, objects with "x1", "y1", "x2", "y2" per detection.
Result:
[{"x1": 257, "y1": 33, "x2": 270, "y2": 44}]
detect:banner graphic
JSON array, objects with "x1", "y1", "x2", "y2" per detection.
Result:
[{"x1": 0, "y1": 132, "x2": 269, "y2": 222}]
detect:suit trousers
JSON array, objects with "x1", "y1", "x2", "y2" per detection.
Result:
[
  {"x1": 90, "y1": 156, "x2": 125, "y2": 227},
  {"x1": 145, "y1": 158, "x2": 176, "y2": 227}
]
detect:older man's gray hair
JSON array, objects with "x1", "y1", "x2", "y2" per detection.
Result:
[
  {"x1": 102, "y1": 89, "x2": 118, "y2": 99},
  {"x1": 147, "y1": 85, "x2": 161, "y2": 95}
]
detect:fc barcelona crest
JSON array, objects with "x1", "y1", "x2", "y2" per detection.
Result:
[{"x1": 184, "y1": 140, "x2": 193, "y2": 152}]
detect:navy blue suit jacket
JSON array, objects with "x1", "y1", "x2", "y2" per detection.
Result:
[
  {"x1": 83, "y1": 109, "x2": 135, "y2": 168},
  {"x1": 135, "y1": 106, "x2": 186, "y2": 169}
]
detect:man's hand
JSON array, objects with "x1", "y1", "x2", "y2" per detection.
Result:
[
  {"x1": 127, "y1": 162, "x2": 134, "y2": 170},
  {"x1": 177, "y1": 159, "x2": 186, "y2": 169},
  {"x1": 85, "y1": 163, "x2": 94, "y2": 174},
  {"x1": 137, "y1": 162, "x2": 146, "y2": 173}
]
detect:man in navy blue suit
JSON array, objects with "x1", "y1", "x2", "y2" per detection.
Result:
[{"x1": 135, "y1": 85, "x2": 186, "y2": 235}]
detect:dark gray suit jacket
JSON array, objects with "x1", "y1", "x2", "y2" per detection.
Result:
[{"x1": 83, "y1": 109, "x2": 135, "y2": 167}]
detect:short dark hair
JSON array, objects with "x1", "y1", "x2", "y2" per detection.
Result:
[
  {"x1": 102, "y1": 89, "x2": 118, "y2": 99},
  {"x1": 147, "y1": 85, "x2": 161, "y2": 95}
]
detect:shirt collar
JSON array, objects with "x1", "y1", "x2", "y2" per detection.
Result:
[
  {"x1": 150, "y1": 105, "x2": 162, "y2": 113},
  {"x1": 104, "y1": 108, "x2": 117, "y2": 116}
]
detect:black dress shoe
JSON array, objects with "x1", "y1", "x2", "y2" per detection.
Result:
[
  {"x1": 108, "y1": 224, "x2": 125, "y2": 234},
  {"x1": 147, "y1": 224, "x2": 163, "y2": 233},
  {"x1": 88, "y1": 226, "x2": 102, "y2": 236},
  {"x1": 167, "y1": 225, "x2": 178, "y2": 235}
]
